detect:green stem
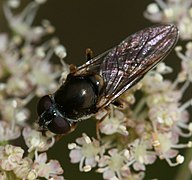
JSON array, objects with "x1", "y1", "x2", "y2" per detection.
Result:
[
  {"x1": 28, "y1": 150, "x2": 35, "y2": 159},
  {"x1": 6, "y1": 171, "x2": 19, "y2": 180},
  {"x1": 132, "y1": 97, "x2": 146, "y2": 118},
  {"x1": 175, "y1": 147, "x2": 192, "y2": 180}
]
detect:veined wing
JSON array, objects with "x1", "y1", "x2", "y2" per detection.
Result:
[{"x1": 74, "y1": 24, "x2": 179, "y2": 108}]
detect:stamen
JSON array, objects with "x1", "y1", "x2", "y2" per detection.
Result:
[
  {"x1": 175, "y1": 46, "x2": 182, "y2": 52},
  {"x1": 147, "y1": 3, "x2": 160, "y2": 14},
  {"x1": 175, "y1": 50, "x2": 188, "y2": 61},
  {"x1": 118, "y1": 125, "x2": 128, "y2": 136},
  {"x1": 123, "y1": 149, "x2": 130, "y2": 159},
  {"x1": 68, "y1": 143, "x2": 77, "y2": 150},
  {"x1": 116, "y1": 170, "x2": 122, "y2": 180},
  {"x1": 79, "y1": 156, "x2": 85, "y2": 172},
  {"x1": 83, "y1": 133, "x2": 91, "y2": 144},
  {"x1": 177, "y1": 122, "x2": 192, "y2": 137},
  {"x1": 152, "y1": 132, "x2": 161, "y2": 147},
  {"x1": 171, "y1": 141, "x2": 192, "y2": 149},
  {"x1": 179, "y1": 98, "x2": 192, "y2": 111},
  {"x1": 176, "y1": 155, "x2": 184, "y2": 164},
  {"x1": 83, "y1": 165, "x2": 92, "y2": 172},
  {"x1": 96, "y1": 167, "x2": 108, "y2": 173},
  {"x1": 180, "y1": 81, "x2": 190, "y2": 93},
  {"x1": 111, "y1": 175, "x2": 120, "y2": 180},
  {"x1": 20, "y1": 2, "x2": 39, "y2": 25},
  {"x1": 188, "y1": 123, "x2": 192, "y2": 132},
  {"x1": 165, "y1": 155, "x2": 184, "y2": 167},
  {"x1": 54, "y1": 45, "x2": 67, "y2": 59},
  {"x1": 178, "y1": 130, "x2": 192, "y2": 138},
  {"x1": 44, "y1": 48, "x2": 54, "y2": 62},
  {"x1": 155, "y1": 0, "x2": 168, "y2": 9}
]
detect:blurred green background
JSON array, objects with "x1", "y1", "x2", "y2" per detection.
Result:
[{"x1": 0, "y1": 0, "x2": 189, "y2": 179}]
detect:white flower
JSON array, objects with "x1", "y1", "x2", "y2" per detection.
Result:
[
  {"x1": 97, "y1": 149, "x2": 130, "y2": 180},
  {"x1": 7, "y1": 0, "x2": 20, "y2": 8},
  {"x1": 13, "y1": 157, "x2": 34, "y2": 179},
  {"x1": 176, "y1": 42, "x2": 192, "y2": 82},
  {"x1": 3, "y1": 1, "x2": 52, "y2": 41},
  {"x1": 33, "y1": 153, "x2": 64, "y2": 179},
  {"x1": 0, "y1": 121, "x2": 20, "y2": 141},
  {"x1": 99, "y1": 109, "x2": 128, "y2": 136},
  {"x1": 152, "y1": 132, "x2": 187, "y2": 166},
  {"x1": 142, "y1": 71, "x2": 169, "y2": 93},
  {"x1": 144, "y1": 0, "x2": 192, "y2": 40},
  {"x1": 124, "y1": 139, "x2": 157, "y2": 172},
  {"x1": 149, "y1": 103, "x2": 181, "y2": 127},
  {"x1": 0, "y1": 145, "x2": 24, "y2": 171},
  {"x1": 69, "y1": 133, "x2": 102, "y2": 172},
  {"x1": 23, "y1": 126, "x2": 55, "y2": 152}
]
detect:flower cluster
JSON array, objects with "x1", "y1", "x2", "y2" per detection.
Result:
[
  {"x1": 0, "y1": 0, "x2": 68, "y2": 179},
  {"x1": 0, "y1": 144, "x2": 63, "y2": 179},
  {"x1": 68, "y1": 11, "x2": 192, "y2": 180},
  {"x1": 1, "y1": 0, "x2": 192, "y2": 180},
  {"x1": 68, "y1": 60, "x2": 192, "y2": 178},
  {"x1": 144, "y1": 0, "x2": 192, "y2": 40}
]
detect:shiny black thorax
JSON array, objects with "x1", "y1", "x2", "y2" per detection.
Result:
[{"x1": 53, "y1": 74, "x2": 102, "y2": 120}]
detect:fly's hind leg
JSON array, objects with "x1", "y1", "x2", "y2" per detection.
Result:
[{"x1": 112, "y1": 98, "x2": 129, "y2": 109}]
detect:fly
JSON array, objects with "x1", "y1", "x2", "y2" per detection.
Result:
[{"x1": 37, "y1": 24, "x2": 179, "y2": 134}]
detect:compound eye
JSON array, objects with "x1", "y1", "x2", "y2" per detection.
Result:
[
  {"x1": 37, "y1": 95, "x2": 52, "y2": 116},
  {"x1": 47, "y1": 116, "x2": 71, "y2": 134}
]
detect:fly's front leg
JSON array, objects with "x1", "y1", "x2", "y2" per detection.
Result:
[{"x1": 86, "y1": 48, "x2": 93, "y2": 61}]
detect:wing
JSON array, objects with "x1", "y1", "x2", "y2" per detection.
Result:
[{"x1": 73, "y1": 24, "x2": 179, "y2": 108}]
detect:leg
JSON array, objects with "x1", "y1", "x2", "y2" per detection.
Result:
[
  {"x1": 69, "y1": 64, "x2": 77, "y2": 73},
  {"x1": 86, "y1": 48, "x2": 93, "y2": 61},
  {"x1": 59, "y1": 64, "x2": 77, "y2": 84},
  {"x1": 112, "y1": 98, "x2": 129, "y2": 109}
]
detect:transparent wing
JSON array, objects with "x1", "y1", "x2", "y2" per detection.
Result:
[{"x1": 73, "y1": 24, "x2": 179, "y2": 108}]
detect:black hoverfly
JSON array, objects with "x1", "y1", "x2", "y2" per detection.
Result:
[{"x1": 37, "y1": 24, "x2": 179, "y2": 134}]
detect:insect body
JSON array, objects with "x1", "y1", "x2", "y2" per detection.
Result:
[{"x1": 37, "y1": 24, "x2": 179, "y2": 134}]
